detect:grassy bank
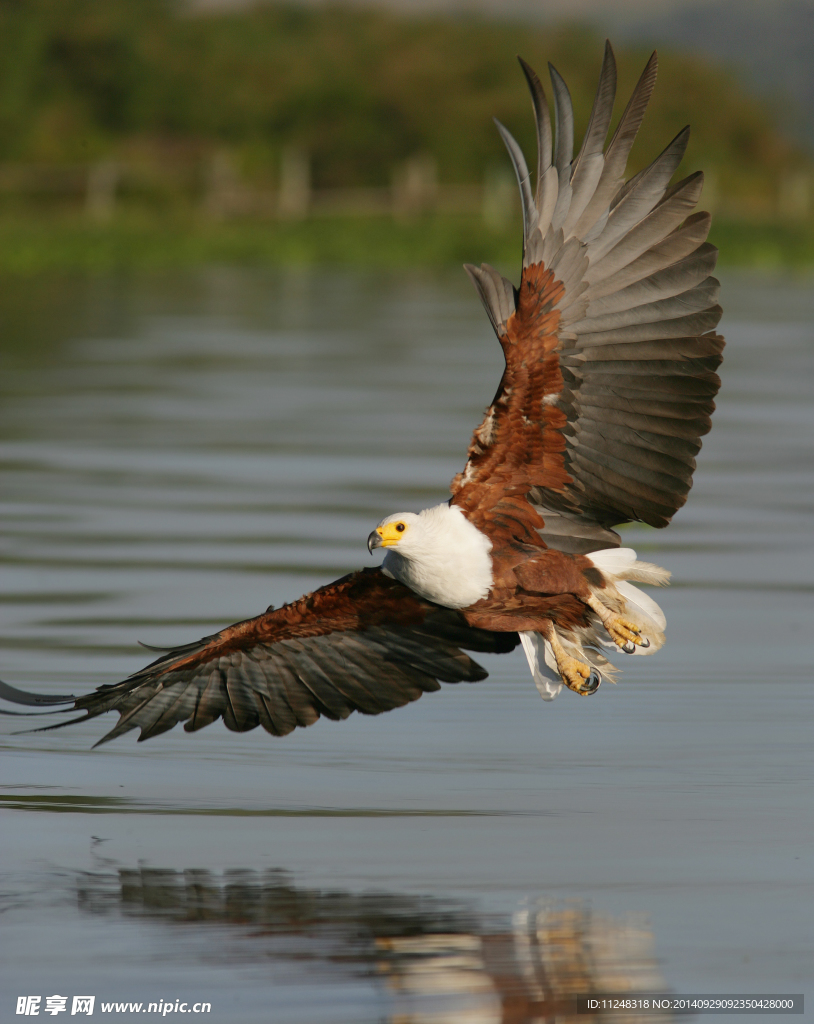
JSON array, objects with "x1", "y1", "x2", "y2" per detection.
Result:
[{"x1": 0, "y1": 212, "x2": 811, "y2": 275}]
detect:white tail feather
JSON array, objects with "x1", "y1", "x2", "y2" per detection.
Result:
[
  {"x1": 520, "y1": 631, "x2": 562, "y2": 701},
  {"x1": 520, "y1": 547, "x2": 669, "y2": 702},
  {"x1": 588, "y1": 547, "x2": 671, "y2": 587},
  {"x1": 587, "y1": 547, "x2": 668, "y2": 656},
  {"x1": 616, "y1": 579, "x2": 666, "y2": 631}
]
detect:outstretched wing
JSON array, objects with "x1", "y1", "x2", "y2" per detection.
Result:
[
  {"x1": 0, "y1": 569, "x2": 518, "y2": 746},
  {"x1": 452, "y1": 43, "x2": 724, "y2": 554}
]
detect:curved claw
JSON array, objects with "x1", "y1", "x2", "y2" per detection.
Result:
[
  {"x1": 602, "y1": 614, "x2": 651, "y2": 651},
  {"x1": 584, "y1": 669, "x2": 601, "y2": 694}
]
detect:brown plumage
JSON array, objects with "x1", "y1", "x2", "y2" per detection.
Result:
[
  {"x1": 1, "y1": 41, "x2": 723, "y2": 741},
  {"x1": 0, "y1": 570, "x2": 517, "y2": 745},
  {"x1": 452, "y1": 264, "x2": 571, "y2": 535}
]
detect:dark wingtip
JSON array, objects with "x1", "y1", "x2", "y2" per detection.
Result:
[
  {"x1": 517, "y1": 56, "x2": 546, "y2": 101},
  {"x1": 92, "y1": 723, "x2": 124, "y2": 749},
  {"x1": 0, "y1": 677, "x2": 75, "y2": 707},
  {"x1": 468, "y1": 661, "x2": 489, "y2": 682},
  {"x1": 11, "y1": 712, "x2": 92, "y2": 736}
]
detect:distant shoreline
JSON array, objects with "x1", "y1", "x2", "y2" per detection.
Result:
[{"x1": 0, "y1": 213, "x2": 809, "y2": 274}]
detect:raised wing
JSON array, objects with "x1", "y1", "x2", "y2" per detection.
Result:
[
  {"x1": 452, "y1": 43, "x2": 724, "y2": 553},
  {"x1": 0, "y1": 569, "x2": 517, "y2": 746}
]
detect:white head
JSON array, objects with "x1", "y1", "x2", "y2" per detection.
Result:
[
  {"x1": 367, "y1": 503, "x2": 493, "y2": 609},
  {"x1": 367, "y1": 511, "x2": 422, "y2": 556}
]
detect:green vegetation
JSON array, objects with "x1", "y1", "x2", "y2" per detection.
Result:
[
  {"x1": 708, "y1": 220, "x2": 814, "y2": 269},
  {"x1": 0, "y1": 211, "x2": 808, "y2": 275},
  {"x1": 0, "y1": 0, "x2": 809, "y2": 270},
  {"x1": 0, "y1": 211, "x2": 516, "y2": 274}
]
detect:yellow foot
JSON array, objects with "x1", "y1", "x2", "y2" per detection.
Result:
[
  {"x1": 603, "y1": 614, "x2": 650, "y2": 654},
  {"x1": 586, "y1": 595, "x2": 650, "y2": 654},
  {"x1": 558, "y1": 653, "x2": 602, "y2": 695},
  {"x1": 544, "y1": 627, "x2": 601, "y2": 695}
]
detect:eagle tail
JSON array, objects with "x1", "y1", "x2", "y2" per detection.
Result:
[
  {"x1": 586, "y1": 547, "x2": 668, "y2": 656},
  {"x1": 520, "y1": 546, "x2": 668, "y2": 700}
]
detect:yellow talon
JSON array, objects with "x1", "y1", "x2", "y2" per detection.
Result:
[
  {"x1": 586, "y1": 595, "x2": 650, "y2": 652},
  {"x1": 604, "y1": 615, "x2": 647, "y2": 649},
  {"x1": 544, "y1": 627, "x2": 602, "y2": 695},
  {"x1": 559, "y1": 654, "x2": 600, "y2": 695}
]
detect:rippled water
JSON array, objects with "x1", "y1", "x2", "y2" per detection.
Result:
[{"x1": 1, "y1": 269, "x2": 811, "y2": 1022}]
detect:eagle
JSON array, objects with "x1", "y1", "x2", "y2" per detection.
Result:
[{"x1": 0, "y1": 43, "x2": 723, "y2": 745}]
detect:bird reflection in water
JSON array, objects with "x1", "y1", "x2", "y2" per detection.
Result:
[{"x1": 76, "y1": 868, "x2": 672, "y2": 1024}]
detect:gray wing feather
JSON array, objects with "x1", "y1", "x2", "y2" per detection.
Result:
[
  {"x1": 571, "y1": 41, "x2": 617, "y2": 177},
  {"x1": 465, "y1": 44, "x2": 723, "y2": 539},
  {"x1": 272, "y1": 642, "x2": 353, "y2": 721},
  {"x1": 529, "y1": 505, "x2": 621, "y2": 555},
  {"x1": 585, "y1": 175, "x2": 706, "y2": 285},
  {"x1": 548, "y1": 63, "x2": 574, "y2": 231},
  {"x1": 464, "y1": 263, "x2": 517, "y2": 337},
  {"x1": 144, "y1": 683, "x2": 201, "y2": 741},
  {"x1": 586, "y1": 127, "x2": 690, "y2": 264},
  {"x1": 572, "y1": 278, "x2": 720, "y2": 335},
  {"x1": 572, "y1": 306, "x2": 722, "y2": 347},
  {"x1": 494, "y1": 119, "x2": 537, "y2": 248},
  {"x1": 0, "y1": 591, "x2": 518, "y2": 745},
  {"x1": 251, "y1": 653, "x2": 300, "y2": 734},
  {"x1": 585, "y1": 216, "x2": 712, "y2": 299},
  {"x1": 564, "y1": 41, "x2": 617, "y2": 235},
  {"x1": 0, "y1": 679, "x2": 75, "y2": 707},
  {"x1": 549, "y1": 63, "x2": 574, "y2": 176},
  {"x1": 540, "y1": 225, "x2": 564, "y2": 269},
  {"x1": 586, "y1": 243, "x2": 717, "y2": 314},
  {"x1": 517, "y1": 57, "x2": 556, "y2": 229},
  {"x1": 572, "y1": 51, "x2": 658, "y2": 240}
]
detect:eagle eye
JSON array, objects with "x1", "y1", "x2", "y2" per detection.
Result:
[{"x1": 395, "y1": 522, "x2": 406, "y2": 532}]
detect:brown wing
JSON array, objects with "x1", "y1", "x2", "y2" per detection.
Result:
[
  {"x1": 452, "y1": 44, "x2": 724, "y2": 554},
  {"x1": 0, "y1": 569, "x2": 517, "y2": 746}
]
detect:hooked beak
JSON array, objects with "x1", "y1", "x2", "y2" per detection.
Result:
[{"x1": 367, "y1": 529, "x2": 383, "y2": 555}]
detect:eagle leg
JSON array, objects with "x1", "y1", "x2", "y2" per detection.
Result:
[
  {"x1": 543, "y1": 624, "x2": 601, "y2": 696},
  {"x1": 585, "y1": 594, "x2": 650, "y2": 654}
]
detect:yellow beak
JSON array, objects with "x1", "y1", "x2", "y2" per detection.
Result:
[{"x1": 367, "y1": 523, "x2": 403, "y2": 554}]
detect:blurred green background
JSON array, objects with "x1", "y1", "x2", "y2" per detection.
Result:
[{"x1": 0, "y1": 0, "x2": 811, "y2": 272}]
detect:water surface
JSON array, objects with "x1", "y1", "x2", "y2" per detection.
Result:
[{"x1": 1, "y1": 269, "x2": 811, "y2": 1022}]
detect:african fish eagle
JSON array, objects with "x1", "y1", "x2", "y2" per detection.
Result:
[{"x1": 0, "y1": 43, "x2": 723, "y2": 744}]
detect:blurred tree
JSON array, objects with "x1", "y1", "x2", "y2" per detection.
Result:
[{"x1": 0, "y1": 0, "x2": 803, "y2": 213}]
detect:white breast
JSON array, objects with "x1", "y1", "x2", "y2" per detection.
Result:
[{"x1": 381, "y1": 503, "x2": 493, "y2": 609}]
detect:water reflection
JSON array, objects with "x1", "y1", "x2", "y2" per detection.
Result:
[
  {"x1": 2, "y1": 269, "x2": 811, "y2": 1007},
  {"x1": 77, "y1": 868, "x2": 670, "y2": 1024}
]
